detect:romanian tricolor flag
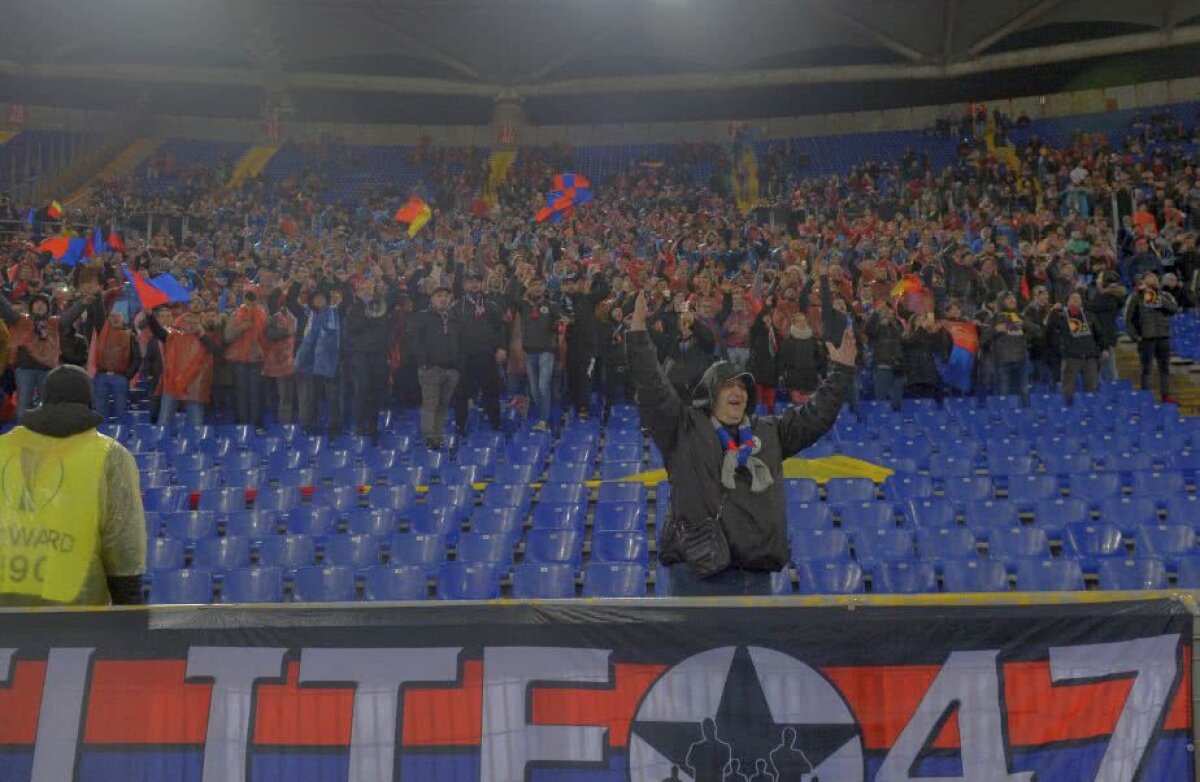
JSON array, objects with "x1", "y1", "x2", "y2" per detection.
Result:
[
  {"x1": 938, "y1": 320, "x2": 979, "y2": 392},
  {"x1": 394, "y1": 196, "x2": 432, "y2": 238},
  {"x1": 46, "y1": 200, "x2": 63, "y2": 220},
  {"x1": 891, "y1": 274, "x2": 933, "y2": 314},
  {"x1": 535, "y1": 173, "x2": 593, "y2": 223}
]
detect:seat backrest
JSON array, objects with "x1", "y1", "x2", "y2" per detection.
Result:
[
  {"x1": 524, "y1": 529, "x2": 582, "y2": 566},
  {"x1": 788, "y1": 529, "x2": 850, "y2": 562},
  {"x1": 387, "y1": 533, "x2": 446, "y2": 575},
  {"x1": 941, "y1": 559, "x2": 1009, "y2": 593},
  {"x1": 1063, "y1": 522, "x2": 1125, "y2": 558},
  {"x1": 257, "y1": 534, "x2": 317, "y2": 569},
  {"x1": 436, "y1": 562, "x2": 500, "y2": 600},
  {"x1": 163, "y1": 511, "x2": 218, "y2": 542},
  {"x1": 870, "y1": 561, "x2": 937, "y2": 594},
  {"x1": 323, "y1": 534, "x2": 382, "y2": 569},
  {"x1": 1014, "y1": 559, "x2": 1085, "y2": 592},
  {"x1": 455, "y1": 532, "x2": 512, "y2": 565},
  {"x1": 292, "y1": 565, "x2": 357, "y2": 602},
  {"x1": 914, "y1": 528, "x2": 978, "y2": 562},
  {"x1": 192, "y1": 536, "x2": 252, "y2": 571},
  {"x1": 1097, "y1": 558, "x2": 1168, "y2": 590},
  {"x1": 151, "y1": 568, "x2": 213, "y2": 604},
  {"x1": 582, "y1": 563, "x2": 646, "y2": 597},
  {"x1": 286, "y1": 506, "x2": 338, "y2": 537},
  {"x1": 512, "y1": 563, "x2": 576, "y2": 599},
  {"x1": 591, "y1": 532, "x2": 648, "y2": 563},
  {"x1": 222, "y1": 567, "x2": 285, "y2": 603},
  {"x1": 147, "y1": 538, "x2": 185, "y2": 571},
  {"x1": 362, "y1": 565, "x2": 428, "y2": 601},
  {"x1": 986, "y1": 527, "x2": 1049, "y2": 560}
]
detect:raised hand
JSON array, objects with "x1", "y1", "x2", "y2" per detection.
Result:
[
  {"x1": 826, "y1": 328, "x2": 858, "y2": 368},
  {"x1": 630, "y1": 291, "x2": 649, "y2": 332}
]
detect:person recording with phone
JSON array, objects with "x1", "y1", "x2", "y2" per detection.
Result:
[{"x1": 627, "y1": 290, "x2": 856, "y2": 596}]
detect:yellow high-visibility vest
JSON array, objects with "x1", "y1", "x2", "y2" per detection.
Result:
[{"x1": 0, "y1": 428, "x2": 110, "y2": 603}]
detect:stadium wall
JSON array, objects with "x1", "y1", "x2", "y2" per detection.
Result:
[{"x1": 3, "y1": 75, "x2": 1199, "y2": 148}]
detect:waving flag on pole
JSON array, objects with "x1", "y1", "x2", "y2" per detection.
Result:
[
  {"x1": 937, "y1": 320, "x2": 978, "y2": 392},
  {"x1": 149, "y1": 273, "x2": 192, "y2": 304},
  {"x1": 107, "y1": 231, "x2": 126, "y2": 253},
  {"x1": 394, "y1": 196, "x2": 432, "y2": 237},
  {"x1": 36, "y1": 234, "x2": 87, "y2": 265},
  {"x1": 535, "y1": 173, "x2": 593, "y2": 223},
  {"x1": 123, "y1": 265, "x2": 171, "y2": 310},
  {"x1": 890, "y1": 273, "x2": 934, "y2": 314},
  {"x1": 46, "y1": 200, "x2": 63, "y2": 220}
]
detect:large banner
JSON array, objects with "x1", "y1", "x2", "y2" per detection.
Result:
[{"x1": 0, "y1": 598, "x2": 1190, "y2": 782}]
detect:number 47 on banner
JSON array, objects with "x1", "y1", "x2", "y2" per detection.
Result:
[{"x1": 876, "y1": 635, "x2": 1181, "y2": 782}]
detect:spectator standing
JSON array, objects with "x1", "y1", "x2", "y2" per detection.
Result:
[
  {"x1": 1125, "y1": 271, "x2": 1180, "y2": 403},
  {"x1": 147, "y1": 299, "x2": 220, "y2": 428},
  {"x1": 0, "y1": 292, "x2": 86, "y2": 421},
  {"x1": 294, "y1": 289, "x2": 343, "y2": 435},
  {"x1": 223, "y1": 287, "x2": 268, "y2": 428},
  {"x1": 864, "y1": 303, "x2": 905, "y2": 411},
  {"x1": 1047, "y1": 291, "x2": 1102, "y2": 404},
  {"x1": 263, "y1": 288, "x2": 297, "y2": 424},
  {"x1": 87, "y1": 293, "x2": 141, "y2": 421},
  {"x1": 991, "y1": 292, "x2": 1031, "y2": 404},
  {"x1": 1087, "y1": 272, "x2": 1128, "y2": 381},
  {"x1": 409, "y1": 285, "x2": 461, "y2": 449},
  {"x1": 451, "y1": 270, "x2": 507, "y2": 434}
]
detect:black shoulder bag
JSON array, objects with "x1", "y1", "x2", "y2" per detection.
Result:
[{"x1": 678, "y1": 489, "x2": 732, "y2": 578}]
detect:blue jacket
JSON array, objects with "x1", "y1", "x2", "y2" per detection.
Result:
[{"x1": 294, "y1": 307, "x2": 340, "y2": 378}]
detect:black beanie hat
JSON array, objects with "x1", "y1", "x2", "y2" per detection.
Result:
[{"x1": 43, "y1": 365, "x2": 93, "y2": 407}]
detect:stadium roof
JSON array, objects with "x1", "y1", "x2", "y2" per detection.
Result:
[{"x1": 3, "y1": 0, "x2": 1200, "y2": 123}]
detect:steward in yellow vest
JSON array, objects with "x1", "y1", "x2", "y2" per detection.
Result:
[{"x1": 0, "y1": 365, "x2": 145, "y2": 605}]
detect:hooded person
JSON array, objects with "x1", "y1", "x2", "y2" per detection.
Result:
[
  {"x1": 0, "y1": 365, "x2": 145, "y2": 606},
  {"x1": 145, "y1": 296, "x2": 222, "y2": 429},
  {"x1": 627, "y1": 292, "x2": 856, "y2": 597},
  {"x1": 346, "y1": 279, "x2": 393, "y2": 438},
  {"x1": 0, "y1": 290, "x2": 88, "y2": 422},
  {"x1": 294, "y1": 287, "x2": 344, "y2": 435}
]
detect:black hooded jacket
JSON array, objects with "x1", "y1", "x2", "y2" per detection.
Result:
[{"x1": 628, "y1": 330, "x2": 852, "y2": 573}]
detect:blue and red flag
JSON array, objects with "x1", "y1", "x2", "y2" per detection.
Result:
[
  {"x1": 535, "y1": 173, "x2": 593, "y2": 223},
  {"x1": 122, "y1": 265, "x2": 171, "y2": 310},
  {"x1": 107, "y1": 231, "x2": 126, "y2": 253},
  {"x1": 37, "y1": 234, "x2": 88, "y2": 266},
  {"x1": 938, "y1": 319, "x2": 978, "y2": 391}
]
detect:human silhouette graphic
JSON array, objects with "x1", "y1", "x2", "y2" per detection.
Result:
[
  {"x1": 748, "y1": 758, "x2": 775, "y2": 782},
  {"x1": 661, "y1": 765, "x2": 683, "y2": 782},
  {"x1": 770, "y1": 726, "x2": 817, "y2": 782},
  {"x1": 686, "y1": 718, "x2": 733, "y2": 782},
  {"x1": 724, "y1": 758, "x2": 750, "y2": 782}
]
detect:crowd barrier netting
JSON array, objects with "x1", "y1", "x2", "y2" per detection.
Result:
[{"x1": 0, "y1": 594, "x2": 1193, "y2": 782}]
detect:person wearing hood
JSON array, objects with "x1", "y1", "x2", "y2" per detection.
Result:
[
  {"x1": 627, "y1": 292, "x2": 856, "y2": 596},
  {"x1": 864, "y1": 302, "x2": 905, "y2": 411},
  {"x1": 1046, "y1": 291, "x2": 1102, "y2": 404},
  {"x1": 991, "y1": 291, "x2": 1030, "y2": 404},
  {"x1": 1125, "y1": 271, "x2": 1180, "y2": 403},
  {"x1": 263, "y1": 287, "x2": 298, "y2": 424},
  {"x1": 0, "y1": 290, "x2": 88, "y2": 422},
  {"x1": 346, "y1": 279, "x2": 393, "y2": 438},
  {"x1": 1161, "y1": 272, "x2": 1193, "y2": 311},
  {"x1": 451, "y1": 269, "x2": 508, "y2": 435},
  {"x1": 409, "y1": 284, "x2": 461, "y2": 449},
  {"x1": 1087, "y1": 272, "x2": 1127, "y2": 381},
  {"x1": 294, "y1": 287, "x2": 344, "y2": 435},
  {"x1": 146, "y1": 295, "x2": 222, "y2": 428},
  {"x1": 0, "y1": 365, "x2": 145, "y2": 606}
]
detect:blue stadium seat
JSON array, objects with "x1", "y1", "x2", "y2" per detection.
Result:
[
  {"x1": 942, "y1": 476, "x2": 994, "y2": 504},
  {"x1": 904, "y1": 498, "x2": 957, "y2": 528},
  {"x1": 222, "y1": 511, "x2": 280, "y2": 539},
  {"x1": 1134, "y1": 524, "x2": 1196, "y2": 561},
  {"x1": 456, "y1": 532, "x2": 513, "y2": 568},
  {"x1": 1164, "y1": 494, "x2": 1200, "y2": 524},
  {"x1": 493, "y1": 464, "x2": 536, "y2": 485},
  {"x1": 852, "y1": 529, "x2": 915, "y2": 566},
  {"x1": 988, "y1": 437, "x2": 1030, "y2": 460},
  {"x1": 258, "y1": 534, "x2": 317, "y2": 571},
  {"x1": 1097, "y1": 497, "x2": 1160, "y2": 532},
  {"x1": 540, "y1": 482, "x2": 588, "y2": 507},
  {"x1": 286, "y1": 507, "x2": 339, "y2": 537},
  {"x1": 1013, "y1": 559, "x2": 1085, "y2": 592},
  {"x1": 139, "y1": 470, "x2": 173, "y2": 489},
  {"x1": 601, "y1": 461, "x2": 643, "y2": 480},
  {"x1": 470, "y1": 507, "x2": 523, "y2": 543},
  {"x1": 323, "y1": 534, "x2": 383, "y2": 570},
  {"x1": 554, "y1": 442, "x2": 595, "y2": 465},
  {"x1": 292, "y1": 565, "x2": 357, "y2": 603},
  {"x1": 835, "y1": 502, "x2": 897, "y2": 532},
  {"x1": 370, "y1": 485, "x2": 416, "y2": 512},
  {"x1": 524, "y1": 529, "x2": 583, "y2": 567},
  {"x1": 162, "y1": 511, "x2": 218, "y2": 541},
  {"x1": 410, "y1": 449, "x2": 447, "y2": 475},
  {"x1": 483, "y1": 483, "x2": 532, "y2": 510},
  {"x1": 142, "y1": 487, "x2": 189, "y2": 514},
  {"x1": 594, "y1": 502, "x2": 645, "y2": 531},
  {"x1": 326, "y1": 466, "x2": 373, "y2": 490},
  {"x1": 172, "y1": 453, "x2": 213, "y2": 473},
  {"x1": 786, "y1": 502, "x2": 834, "y2": 530},
  {"x1": 984, "y1": 454, "x2": 1035, "y2": 477},
  {"x1": 591, "y1": 532, "x2": 648, "y2": 563},
  {"x1": 1175, "y1": 555, "x2": 1200, "y2": 588},
  {"x1": 426, "y1": 484, "x2": 474, "y2": 520},
  {"x1": 1040, "y1": 452, "x2": 1093, "y2": 475},
  {"x1": 583, "y1": 563, "x2": 646, "y2": 597},
  {"x1": 1097, "y1": 558, "x2": 1169, "y2": 591},
  {"x1": 1063, "y1": 522, "x2": 1126, "y2": 568},
  {"x1": 268, "y1": 450, "x2": 308, "y2": 474},
  {"x1": 437, "y1": 562, "x2": 500, "y2": 600},
  {"x1": 598, "y1": 482, "x2": 647, "y2": 505},
  {"x1": 222, "y1": 451, "x2": 262, "y2": 473},
  {"x1": 388, "y1": 533, "x2": 446, "y2": 576},
  {"x1": 1069, "y1": 473, "x2": 1123, "y2": 504},
  {"x1": 546, "y1": 461, "x2": 589, "y2": 483},
  {"x1": 532, "y1": 504, "x2": 586, "y2": 531},
  {"x1": 197, "y1": 487, "x2": 244, "y2": 514},
  {"x1": 346, "y1": 508, "x2": 399, "y2": 539},
  {"x1": 382, "y1": 464, "x2": 429, "y2": 488},
  {"x1": 790, "y1": 529, "x2": 850, "y2": 563},
  {"x1": 363, "y1": 449, "x2": 401, "y2": 477},
  {"x1": 928, "y1": 454, "x2": 975, "y2": 478},
  {"x1": 254, "y1": 487, "x2": 300, "y2": 512},
  {"x1": 915, "y1": 528, "x2": 978, "y2": 566},
  {"x1": 222, "y1": 567, "x2": 285, "y2": 603},
  {"x1": 797, "y1": 560, "x2": 863, "y2": 594},
  {"x1": 825, "y1": 478, "x2": 876, "y2": 503},
  {"x1": 465, "y1": 432, "x2": 505, "y2": 451},
  {"x1": 941, "y1": 559, "x2": 1009, "y2": 593},
  {"x1": 963, "y1": 500, "x2": 1020, "y2": 531},
  {"x1": 456, "y1": 446, "x2": 497, "y2": 477},
  {"x1": 512, "y1": 563, "x2": 576, "y2": 599},
  {"x1": 770, "y1": 570, "x2": 794, "y2": 595},
  {"x1": 1129, "y1": 470, "x2": 1186, "y2": 498},
  {"x1": 362, "y1": 565, "x2": 428, "y2": 601},
  {"x1": 784, "y1": 479, "x2": 820, "y2": 504},
  {"x1": 192, "y1": 537, "x2": 252, "y2": 573},
  {"x1": 274, "y1": 468, "x2": 317, "y2": 489},
  {"x1": 986, "y1": 527, "x2": 1050, "y2": 562},
  {"x1": 1032, "y1": 498, "x2": 1091, "y2": 536},
  {"x1": 407, "y1": 506, "x2": 462, "y2": 543},
  {"x1": 150, "y1": 569, "x2": 214, "y2": 604},
  {"x1": 602, "y1": 443, "x2": 643, "y2": 463},
  {"x1": 147, "y1": 538, "x2": 185, "y2": 572},
  {"x1": 313, "y1": 485, "x2": 362, "y2": 515},
  {"x1": 869, "y1": 561, "x2": 937, "y2": 594},
  {"x1": 884, "y1": 473, "x2": 934, "y2": 502},
  {"x1": 1005, "y1": 475, "x2": 1060, "y2": 507}
]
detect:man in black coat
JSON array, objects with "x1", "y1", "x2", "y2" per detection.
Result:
[
  {"x1": 628, "y1": 292, "x2": 856, "y2": 597},
  {"x1": 408, "y1": 285, "x2": 462, "y2": 449},
  {"x1": 451, "y1": 270, "x2": 507, "y2": 434},
  {"x1": 562, "y1": 270, "x2": 609, "y2": 420},
  {"x1": 346, "y1": 280, "x2": 393, "y2": 438}
]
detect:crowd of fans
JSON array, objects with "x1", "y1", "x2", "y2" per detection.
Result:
[{"x1": 0, "y1": 106, "x2": 1196, "y2": 444}]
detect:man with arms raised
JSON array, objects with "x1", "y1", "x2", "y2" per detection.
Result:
[{"x1": 628, "y1": 292, "x2": 855, "y2": 596}]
